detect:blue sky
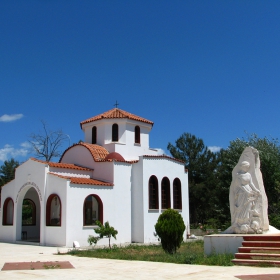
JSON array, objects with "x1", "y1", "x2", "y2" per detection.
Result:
[{"x1": 1, "y1": 0, "x2": 280, "y2": 163}]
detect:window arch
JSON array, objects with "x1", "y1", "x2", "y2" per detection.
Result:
[
  {"x1": 135, "y1": 126, "x2": 140, "y2": 144},
  {"x1": 84, "y1": 194, "x2": 103, "y2": 225},
  {"x1": 3, "y1": 197, "x2": 14, "y2": 225},
  {"x1": 161, "y1": 177, "x2": 170, "y2": 209},
  {"x1": 149, "y1": 175, "x2": 158, "y2": 209},
  {"x1": 22, "y1": 199, "x2": 36, "y2": 225},
  {"x1": 92, "y1": 126, "x2": 97, "y2": 144},
  {"x1": 46, "y1": 194, "x2": 61, "y2": 226},
  {"x1": 173, "y1": 178, "x2": 182, "y2": 210},
  {"x1": 112, "y1": 123, "x2": 118, "y2": 142}
]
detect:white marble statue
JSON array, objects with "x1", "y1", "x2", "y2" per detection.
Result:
[{"x1": 224, "y1": 147, "x2": 269, "y2": 234}]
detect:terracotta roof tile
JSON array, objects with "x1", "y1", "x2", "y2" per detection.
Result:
[
  {"x1": 30, "y1": 158, "x2": 48, "y2": 164},
  {"x1": 48, "y1": 162, "x2": 93, "y2": 171},
  {"x1": 48, "y1": 172, "x2": 113, "y2": 186},
  {"x1": 59, "y1": 143, "x2": 137, "y2": 163},
  {"x1": 142, "y1": 155, "x2": 185, "y2": 164},
  {"x1": 69, "y1": 177, "x2": 113, "y2": 186},
  {"x1": 80, "y1": 143, "x2": 109, "y2": 161},
  {"x1": 59, "y1": 143, "x2": 109, "y2": 162},
  {"x1": 30, "y1": 158, "x2": 93, "y2": 171},
  {"x1": 102, "y1": 158, "x2": 138, "y2": 164},
  {"x1": 80, "y1": 108, "x2": 153, "y2": 127}
]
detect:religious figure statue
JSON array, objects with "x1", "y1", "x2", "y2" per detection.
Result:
[{"x1": 224, "y1": 147, "x2": 269, "y2": 234}]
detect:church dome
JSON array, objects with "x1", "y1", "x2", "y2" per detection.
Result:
[{"x1": 105, "y1": 152, "x2": 125, "y2": 161}]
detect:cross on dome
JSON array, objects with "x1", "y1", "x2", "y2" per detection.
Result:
[{"x1": 114, "y1": 101, "x2": 119, "y2": 108}]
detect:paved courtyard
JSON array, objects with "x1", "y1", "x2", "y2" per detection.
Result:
[{"x1": 0, "y1": 242, "x2": 279, "y2": 279}]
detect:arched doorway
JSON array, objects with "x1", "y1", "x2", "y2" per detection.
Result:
[{"x1": 17, "y1": 187, "x2": 41, "y2": 242}]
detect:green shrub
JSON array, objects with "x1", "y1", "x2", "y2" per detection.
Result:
[
  {"x1": 155, "y1": 209, "x2": 186, "y2": 254},
  {"x1": 88, "y1": 220, "x2": 118, "y2": 249}
]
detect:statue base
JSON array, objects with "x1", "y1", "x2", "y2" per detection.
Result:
[{"x1": 204, "y1": 226, "x2": 280, "y2": 255}]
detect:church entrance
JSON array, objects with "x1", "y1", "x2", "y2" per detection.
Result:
[{"x1": 17, "y1": 187, "x2": 41, "y2": 243}]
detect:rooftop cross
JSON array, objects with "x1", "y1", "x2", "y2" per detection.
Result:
[{"x1": 114, "y1": 100, "x2": 119, "y2": 108}]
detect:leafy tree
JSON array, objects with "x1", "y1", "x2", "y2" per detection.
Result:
[
  {"x1": 29, "y1": 121, "x2": 70, "y2": 162},
  {"x1": 88, "y1": 221, "x2": 118, "y2": 249},
  {"x1": 167, "y1": 133, "x2": 220, "y2": 225},
  {"x1": 0, "y1": 158, "x2": 19, "y2": 205},
  {"x1": 155, "y1": 209, "x2": 185, "y2": 254},
  {"x1": 168, "y1": 132, "x2": 280, "y2": 230},
  {"x1": 0, "y1": 158, "x2": 19, "y2": 187}
]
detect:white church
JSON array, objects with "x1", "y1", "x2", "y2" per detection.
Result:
[{"x1": 0, "y1": 108, "x2": 189, "y2": 247}]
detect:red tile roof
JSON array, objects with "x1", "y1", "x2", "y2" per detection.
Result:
[
  {"x1": 69, "y1": 177, "x2": 113, "y2": 186},
  {"x1": 48, "y1": 172, "x2": 113, "y2": 186},
  {"x1": 31, "y1": 158, "x2": 93, "y2": 171},
  {"x1": 59, "y1": 142, "x2": 137, "y2": 163},
  {"x1": 80, "y1": 143, "x2": 109, "y2": 161},
  {"x1": 59, "y1": 143, "x2": 109, "y2": 162},
  {"x1": 30, "y1": 158, "x2": 49, "y2": 164},
  {"x1": 105, "y1": 152, "x2": 125, "y2": 161},
  {"x1": 80, "y1": 108, "x2": 154, "y2": 127}
]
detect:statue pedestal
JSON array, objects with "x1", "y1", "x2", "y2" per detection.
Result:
[
  {"x1": 204, "y1": 234, "x2": 244, "y2": 255},
  {"x1": 204, "y1": 226, "x2": 280, "y2": 255}
]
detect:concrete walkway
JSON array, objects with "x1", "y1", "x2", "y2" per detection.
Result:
[{"x1": 0, "y1": 242, "x2": 279, "y2": 279}]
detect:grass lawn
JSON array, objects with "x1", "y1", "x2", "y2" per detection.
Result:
[{"x1": 67, "y1": 240, "x2": 234, "y2": 266}]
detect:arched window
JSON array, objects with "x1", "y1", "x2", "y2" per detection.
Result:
[
  {"x1": 149, "y1": 175, "x2": 158, "y2": 209},
  {"x1": 161, "y1": 177, "x2": 170, "y2": 209},
  {"x1": 173, "y1": 178, "x2": 182, "y2": 210},
  {"x1": 135, "y1": 126, "x2": 140, "y2": 144},
  {"x1": 92, "y1": 126, "x2": 97, "y2": 144},
  {"x1": 3, "y1": 197, "x2": 14, "y2": 225},
  {"x1": 112, "y1": 123, "x2": 118, "y2": 142},
  {"x1": 46, "y1": 194, "x2": 61, "y2": 226},
  {"x1": 84, "y1": 194, "x2": 103, "y2": 225},
  {"x1": 22, "y1": 199, "x2": 36, "y2": 225}
]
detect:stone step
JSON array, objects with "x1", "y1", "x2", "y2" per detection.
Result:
[
  {"x1": 235, "y1": 252, "x2": 280, "y2": 260},
  {"x1": 232, "y1": 258, "x2": 280, "y2": 267},
  {"x1": 238, "y1": 246, "x2": 280, "y2": 254},
  {"x1": 232, "y1": 235, "x2": 280, "y2": 266},
  {"x1": 242, "y1": 241, "x2": 280, "y2": 247},
  {"x1": 243, "y1": 235, "x2": 280, "y2": 242}
]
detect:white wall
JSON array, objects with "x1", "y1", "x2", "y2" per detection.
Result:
[
  {"x1": 82, "y1": 118, "x2": 155, "y2": 161},
  {"x1": 22, "y1": 188, "x2": 41, "y2": 239},
  {"x1": 65, "y1": 184, "x2": 112, "y2": 247},
  {"x1": 61, "y1": 145, "x2": 95, "y2": 168},
  {"x1": 141, "y1": 156, "x2": 189, "y2": 243},
  {"x1": 0, "y1": 180, "x2": 15, "y2": 242},
  {"x1": 44, "y1": 174, "x2": 67, "y2": 246},
  {"x1": 0, "y1": 159, "x2": 48, "y2": 243},
  {"x1": 49, "y1": 166, "x2": 93, "y2": 178},
  {"x1": 110, "y1": 162, "x2": 132, "y2": 243},
  {"x1": 83, "y1": 119, "x2": 127, "y2": 147},
  {"x1": 131, "y1": 159, "x2": 144, "y2": 242},
  {"x1": 14, "y1": 159, "x2": 47, "y2": 243},
  {"x1": 64, "y1": 162, "x2": 132, "y2": 247},
  {"x1": 60, "y1": 145, "x2": 114, "y2": 183}
]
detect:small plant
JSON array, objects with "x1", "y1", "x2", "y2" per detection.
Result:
[
  {"x1": 43, "y1": 263, "x2": 61, "y2": 269},
  {"x1": 155, "y1": 209, "x2": 186, "y2": 254},
  {"x1": 88, "y1": 220, "x2": 118, "y2": 249}
]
